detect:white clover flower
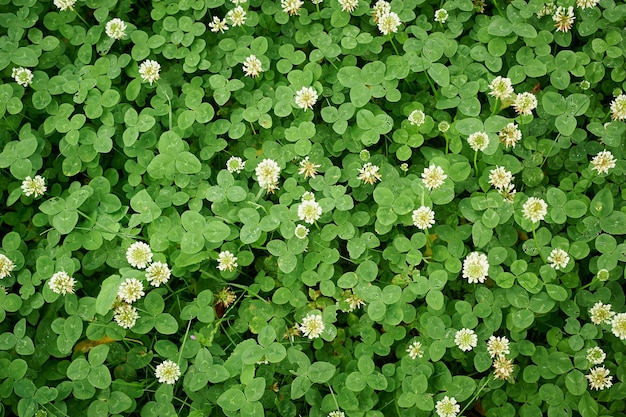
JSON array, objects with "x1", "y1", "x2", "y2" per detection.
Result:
[
  {"x1": 126, "y1": 242, "x2": 153, "y2": 269},
  {"x1": 281, "y1": 0, "x2": 304, "y2": 15},
  {"x1": 500, "y1": 183, "x2": 517, "y2": 204},
  {"x1": 611, "y1": 313, "x2": 626, "y2": 340},
  {"x1": 114, "y1": 303, "x2": 139, "y2": 329},
  {"x1": 498, "y1": 123, "x2": 522, "y2": 148},
  {"x1": 216, "y1": 287, "x2": 237, "y2": 307},
  {"x1": 255, "y1": 158, "x2": 281, "y2": 193},
  {"x1": 435, "y1": 396, "x2": 460, "y2": 417},
  {"x1": 372, "y1": 0, "x2": 391, "y2": 23},
  {"x1": 357, "y1": 162, "x2": 382, "y2": 185},
  {"x1": 217, "y1": 250, "x2": 238, "y2": 272},
  {"x1": 421, "y1": 164, "x2": 447, "y2": 190},
  {"x1": 155, "y1": 360, "x2": 181, "y2": 384},
  {"x1": 412, "y1": 206, "x2": 435, "y2": 230},
  {"x1": 295, "y1": 87, "x2": 318, "y2": 111},
  {"x1": 586, "y1": 366, "x2": 613, "y2": 390},
  {"x1": 438, "y1": 121, "x2": 450, "y2": 133},
  {"x1": 537, "y1": 2, "x2": 556, "y2": 17},
  {"x1": 406, "y1": 340, "x2": 424, "y2": 359},
  {"x1": 408, "y1": 110, "x2": 426, "y2": 126},
  {"x1": 11, "y1": 67, "x2": 33, "y2": 87},
  {"x1": 576, "y1": 0, "x2": 599, "y2": 8},
  {"x1": 610, "y1": 94, "x2": 626, "y2": 121},
  {"x1": 488, "y1": 166, "x2": 513, "y2": 190},
  {"x1": 54, "y1": 0, "x2": 76, "y2": 11},
  {"x1": 493, "y1": 356, "x2": 514, "y2": 380},
  {"x1": 208, "y1": 16, "x2": 229, "y2": 33},
  {"x1": 298, "y1": 156, "x2": 320, "y2": 178},
  {"x1": 591, "y1": 150, "x2": 617, "y2": 175},
  {"x1": 462, "y1": 252, "x2": 489, "y2": 284},
  {"x1": 487, "y1": 335, "x2": 510, "y2": 358},
  {"x1": 328, "y1": 411, "x2": 345, "y2": 417},
  {"x1": 489, "y1": 76, "x2": 514, "y2": 101},
  {"x1": 589, "y1": 301, "x2": 614, "y2": 325},
  {"x1": 231, "y1": 0, "x2": 247, "y2": 4},
  {"x1": 513, "y1": 92, "x2": 538, "y2": 115},
  {"x1": 359, "y1": 149, "x2": 370, "y2": 161},
  {"x1": 400, "y1": 163, "x2": 409, "y2": 172},
  {"x1": 580, "y1": 80, "x2": 591, "y2": 90},
  {"x1": 105, "y1": 18, "x2": 127, "y2": 40},
  {"x1": 596, "y1": 269, "x2": 610, "y2": 282},
  {"x1": 586, "y1": 347, "x2": 606, "y2": 365},
  {"x1": 145, "y1": 262, "x2": 171, "y2": 287},
  {"x1": 294, "y1": 224, "x2": 310, "y2": 239},
  {"x1": 553, "y1": 6, "x2": 575, "y2": 33},
  {"x1": 227, "y1": 6, "x2": 247, "y2": 26},
  {"x1": 547, "y1": 248, "x2": 570, "y2": 270},
  {"x1": 467, "y1": 131, "x2": 489, "y2": 152},
  {"x1": 522, "y1": 197, "x2": 548, "y2": 223},
  {"x1": 118, "y1": 278, "x2": 145, "y2": 303},
  {"x1": 0, "y1": 254, "x2": 15, "y2": 279},
  {"x1": 48, "y1": 271, "x2": 76, "y2": 295},
  {"x1": 301, "y1": 191, "x2": 315, "y2": 201},
  {"x1": 338, "y1": 0, "x2": 358, "y2": 12},
  {"x1": 138, "y1": 60, "x2": 160, "y2": 85},
  {"x1": 311, "y1": 0, "x2": 323, "y2": 4},
  {"x1": 21, "y1": 175, "x2": 46, "y2": 198},
  {"x1": 455, "y1": 328, "x2": 478, "y2": 351},
  {"x1": 377, "y1": 11, "x2": 401, "y2": 35},
  {"x1": 298, "y1": 199, "x2": 323, "y2": 224},
  {"x1": 345, "y1": 294, "x2": 365, "y2": 312},
  {"x1": 243, "y1": 54, "x2": 263, "y2": 77},
  {"x1": 226, "y1": 156, "x2": 245, "y2": 173},
  {"x1": 299, "y1": 313, "x2": 325, "y2": 339},
  {"x1": 434, "y1": 8, "x2": 449, "y2": 23}
]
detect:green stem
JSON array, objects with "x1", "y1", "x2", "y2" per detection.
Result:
[
  {"x1": 73, "y1": 9, "x2": 90, "y2": 26},
  {"x1": 491, "y1": 0, "x2": 504, "y2": 16},
  {"x1": 316, "y1": 2, "x2": 321, "y2": 16},
  {"x1": 531, "y1": 222, "x2": 546, "y2": 262},
  {"x1": 444, "y1": 133, "x2": 449, "y2": 155},
  {"x1": 388, "y1": 35, "x2": 401, "y2": 55},
  {"x1": 459, "y1": 376, "x2": 493, "y2": 416},
  {"x1": 491, "y1": 97, "x2": 499, "y2": 116},
  {"x1": 157, "y1": 83, "x2": 173, "y2": 130},
  {"x1": 473, "y1": 150, "x2": 479, "y2": 177},
  {"x1": 328, "y1": 385, "x2": 341, "y2": 411},
  {"x1": 177, "y1": 320, "x2": 192, "y2": 364}
]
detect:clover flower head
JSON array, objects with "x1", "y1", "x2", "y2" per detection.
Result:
[
  {"x1": 227, "y1": 6, "x2": 247, "y2": 26},
  {"x1": 467, "y1": 131, "x2": 489, "y2": 152},
  {"x1": 358, "y1": 162, "x2": 381, "y2": 185},
  {"x1": 226, "y1": 156, "x2": 245, "y2": 173},
  {"x1": 576, "y1": 0, "x2": 599, "y2": 8},
  {"x1": 209, "y1": 16, "x2": 229, "y2": 33},
  {"x1": 243, "y1": 54, "x2": 263, "y2": 77},
  {"x1": 339, "y1": 0, "x2": 358, "y2": 12},
  {"x1": 406, "y1": 340, "x2": 424, "y2": 359},
  {"x1": 12, "y1": 67, "x2": 33, "y2": 87},
  {"x1": 155, "y1": 360, "x2": 181, "y2": 384},
  {"x1": 21, "y1": 175, "x2": 46, "y2": 198},
  {"x1": 610, "y1": 94, "x2": 626, "y2": 121},
  {"x1": 611, "y1": 313, "x2": 626, "y2": 340},
  {"x1": 580, "y1": 80, "x2": 591, "y2": 90},
  {"x1": 106, "y1": 18, "x2": 127, "y2": 40},
  {"x1": 359, "y1": 149, "x2": 370, "y2": 161},
  {"x1": 294, "y1": 224, "x2": 310, "y2": 239},
  {"x1": 295, "y1": 87, "x2": 318, "y2": 111},
  {"x1": 400, "y1": 163, "x2": 409, "y2": 172},
  {"x1": 48, "y1": 271, "x2": 76, "y2": 295},
  {"x1": 589, "y1": 301, "x2": 614, "y2": 325},
  {"x1": 328, "y1": 411, "x2": 345, "y2": 417},
  {"x1": 553, "y1": 6, "x2": 575, "y2": 33},
  {"x1": 377, "y1": 11, "x2": 401, "y2": 35},
  {"x1": 138, "y1": 60, "x2": 160, "y2": 85},
  {"x1": 435, "y1": 396, "x2": 460, "y2": 417},
  {"x1": 499, "y1": 183, "x2": 517, "y2": 204},
  {"x1": 596, "y1": 269, "x2": 610, "y2": 282},
  {"x1": 298, "y1": 156, "x2": 320, "y2": 178},
  {"x1": 421, "y1": 164, "x2": 447, "y2": 190},
  {"x1": 547, "y1": 248, "x2": 570, "y2": 270},
  {"x1": 114, "y1": 303, "x2": 139, "y2": 329},
  {"x1": 299, "y1": 313, "x2": 325, "y2": 339},
  {"x1": 255, "y1": 158, "x2": 281, "y2": 193},
  {"x1": 586, "y1": 366, "x2": 613, "y2": 390},
  {"x1": 487, "y1": 335, "x2": 510, "y2": 358},
  {"x1": 408, "y1": 109, "x2": 426, "y2": 126},
  {"x1": 372, "y1": 0, "x2": 391, "y2": 23},
  {"x1": 462, "y1": 252, "x2": 489, "y2": 284},
  {"x1": 513, "y1": 92, "x2": 538, "y2": 115},
  {"x1": 118, "y1": 278, "x2": 145, "y2": 303},
  {"x1": 489, "y1": 76, "x2": 514, "y2": 101},
  {"x1": 434, "y1": 8, "x2": 449, "y2": 23},
  {"x1": 455, "y1": 328, "x2": 478, "y2": 351},
  {"x1": 282, "y1": 0, "x2": 304, "y2": 15},
  {"x1": 537, "y1": 2, "x2": 556, "y2": 17},
  {"x1": 522, "y1": 197, "x2": 548, "y2": 223},
  {"x1": 216, "y1": 287, "x2": 237, "y2": 308},
  {"x1": 0, "y1": 254, "x2": 15, "y2": 279},
  {"x1": 145, "y1": 261, "x2": 171, "y2": 287},
  {"x1": 586, "y1": 347, "x2": 606, "y2": 365},
  {"x1": 217, "y1": 250, "x2": 238, "y2": 272},
  {"x1": 591, "y1": 150, "x2": 617, "y2": 175},
  {"x1": 345, "y1": 293, "x2": 365, "y2": 312},
  {"x1": 438, "y1": 121, "x2": 450, "y2": 132},
  {"x1": 54, "y1": 0, "x2": 76, "y2": 11},
  {"x1": 493, "y1": 356, "x2": 514, "y2": 380},
  {"x1": 298, "y1": 199, "x2": 323, "y2": 224},
  {"x1": 412, "y1": 206, "x2": 435, "y2": 230},
  {"x1": 311, "y1": 0, "x2": 323, "y2": 4},
  {"x1": 126, "y1": 242, "x2": 153, "y2": 269},
  {"x1": 489, "y1": 166, "x2": 513, "y2": 190},
  {"x1": 498, "y1": 123, "x2": 522, "y2": 148}
]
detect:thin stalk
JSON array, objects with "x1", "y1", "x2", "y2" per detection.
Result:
[
  {"x1": 459, "y1": 376, "x2": 493, "y2": 416},
  {"x1": 444, "y1": 133, "x2": 449, "y2": 155},
  {"x1": 158, "y1": 83, "x2": 173, "y2": 130},
  {"x1": 473, "y1": 150, "x2": 479, "y2": 177},
  {"x1": 177, "y1": 320, "x2": 192, "y2": 364},
  {"x1": 491, "y1": 0, "x2": 504, "y2": 16},
  {"x1": 389, "y1": 35, "x2": 401, "y2": 55},
  {"x1": 73, "y1": 10, "x2": 90, "y2": 26},
  {"x1": 531, "y1": 222, "x2": 546, "y2": 262},
  {"x1": 491, "y1": 97, "x2": 499, "y2": 115},
  {"x1": 328, "y1": 385, "x2": 341, "y2": 411}
]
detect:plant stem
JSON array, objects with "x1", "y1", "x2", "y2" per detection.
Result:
[
  {"x1": 444, "y1": 133, "x2": 449, "y2": 155},
  {"x1": 532, "y1": 222, "x2": 546, "y2": 262},
  {"x1": 73, "y1": 10, "x2": 90, "y2": 26},
  {"x1": 177, "y1": 320, "x2": 192, "y2": 364},
  {"x1": 389, "y1": 35, "x2": 401, "y2": 55},
  {"x1": 459, "y1": 376, "x2": 493, "y2": 416},
  {"x1": 491, "y1": 0, "x2": 504, "y2": 16},
  {"x1": 473, "y1": 150, "x2": 479, "y2": 177},
  {"x1": 491, "y1": 97, "x2": 499, "y2": 115}
]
